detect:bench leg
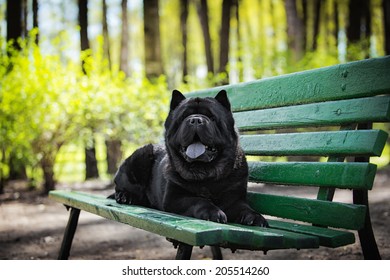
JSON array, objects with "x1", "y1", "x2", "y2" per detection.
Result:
[
  {"x1": 58, "y1": 207, "x2": 81, "y2": 260},
  {"x1": 353, "y1": 190, "x2": 381, "y2": 260},
  {"x1": 210, "y1": 246, "x2": 223, "y2": 260},
  {"x1": 353, "y1": 124, "x2": 381, "y2": 260},
  {"x1": 175, "y1": 243, "x2": 193, "y2": 260}
]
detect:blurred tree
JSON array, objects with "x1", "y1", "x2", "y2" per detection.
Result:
[
  {"x1": 313, "y1": 0, "x2": 322, "y2": 51},
  {"x1": 105, "y1": 139, "x2": 122, "y2": 175},
  {"x1": 79, "y1": 0, "x2": 90, "y2": 73},
  {"x1": 105, "y1": 0, "x2": 124, "y2": 176},
  {"x1": 232, "y1": 0, "x2": 243, "y2": 82},
  {"x1": 347, "y1": 0, "x2": 371, "y2": 60},
  {"x1": 196, "y1": 0, "x2": 214, "y2": 74},
  {"x1": 180, "y1": 0, "x2": 189, "y2": 83},
  {"x1": 384, "y1": 0, "x2": 390, "y2": 54},
  {"x1": 79, "y1": 0, "x2": 99, "y2": 179},
  {"x1": 102, "y1": 0, "x2": 112, "y2": 70},
  {"x1": 333, "y1": 0, "x2": 339, "y2": 47},
  {"x1": 22, "y1": 0, "x2": 27, "y2": 38},
  {"x1": 120, "y1": 0, "x2": 129, "y2": 76},
  {"x1": 219, "y1": 0, "x2": 233, "y2": 84},
  {"x1": 6, "y1": 0, "x2": 27, "y2": 182},
  {"x1": 6, "y1": 0, "x2": 22, "y2": 49},
  {"x1": 144, "y1": 0, "x2": 164, "y2": 80},
  {"x1": 196, "y1": 0, "x2": 214, "y2": 75},
  {"x1": 285, "y1": 0, "x2": 304, "y2": 62},
  {"x1": 33, "y1": 0, "x2": 39, "y2": 44}
]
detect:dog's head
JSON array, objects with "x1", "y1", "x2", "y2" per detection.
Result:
[{"x1": 164, "y1": 90, "x2": 239, "y2": 181}]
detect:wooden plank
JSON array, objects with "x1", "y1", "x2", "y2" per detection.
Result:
[
  {"x1": 198, "y1": 57, "x2": 390, "y2": 110},
  {"x1": 49, "y1": 190, "x2": 283, "y2": 247},
  {"x1": 267, "y1": 220, "x2": 355, "y2": 248},
  {"x1": 241, "y1": 130, "x2": 388, "y2": 157},
  {"x1": 50, "y1": 190, "x2": 224, "y2": 246},
  {"x1": 187, "y1": 57, "x2": 390, "y2": 112},
  {"x1": 234, "y1": 96, "x2": 390, "y2": 131},
  {"x1": 229, "y1": 224, "x2": 319, "y2": 250},
  {"x1": 246, "y1": 192, "x2": 367, "y2": 230},
  {"x1": 248, "y1": 162, "x2": 377, "y2": 189},
  {"x1": 221, "y1": 226, "x2": 284, "y2": 249}
]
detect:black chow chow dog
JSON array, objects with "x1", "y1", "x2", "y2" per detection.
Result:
[{"x1": 111, "y1": 90, "x2": 268, "y2": 227}]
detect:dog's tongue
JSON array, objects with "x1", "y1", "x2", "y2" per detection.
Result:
[{"x1": 186, "y1": 142, "x2": 206, "y2": 159}]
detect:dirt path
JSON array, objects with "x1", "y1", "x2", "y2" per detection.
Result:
[{"x1": 1, "y1": 173, "x2": 389, "y2": 260}]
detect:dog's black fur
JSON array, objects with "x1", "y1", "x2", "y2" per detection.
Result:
[{"x1": 111, "y1": 90, "x2": 267, "y2": 226}]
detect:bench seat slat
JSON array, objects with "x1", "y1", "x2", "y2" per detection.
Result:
[
  {"x1": 49, "y1": 191, "x2": 325, "y2": 250},
  {"x1": 50, "y1": 190, "x2": 309, "y2": 249},
  {"x1": 187, "y1": 57, "x2": 390, "y2": 112},
  {"x1": 241, "y1": 130, "x2": 388, "y2": 157},
  {"x1": 247, "y1": 192, "x2": 366, "y2": 230},
  {"x1": 234, "y1": 96, "x2": 390, "y2": 131},
  {"x1": 50, "y1": 190, "x2": 225, "y2": 246},
  {"x1": 226, "y1": 224, "x2": 320, "y2": 250},
  {"x1": 248, "y1": 162, "x2": 377, "y2": 189},
  {"x1": 267, "y1": 220, "x2": 355, "y2": 248}
]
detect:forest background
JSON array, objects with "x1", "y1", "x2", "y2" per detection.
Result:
[{"x1": 1, "y1": 0, "x2": 389, "y2": 194}]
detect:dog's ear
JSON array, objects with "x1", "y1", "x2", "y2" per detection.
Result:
[
  {"x1": 170, "y1": 90, "x2": 186, "y2": 110},
  {"x1": 215, "y1": 90, "x2": 231, "y2": 111}
]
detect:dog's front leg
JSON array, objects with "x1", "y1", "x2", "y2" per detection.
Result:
[{"x1": 163, "y1": 184, "x2": 227, "y2": 223}]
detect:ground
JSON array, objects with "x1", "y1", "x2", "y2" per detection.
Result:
[{"x1": 1, "y1": 171, "x2": 389, "y2": 260}]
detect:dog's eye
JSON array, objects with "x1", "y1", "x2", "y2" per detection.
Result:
[{"x1": 210, "y1": 116, "x2": 215, "y2": 122}]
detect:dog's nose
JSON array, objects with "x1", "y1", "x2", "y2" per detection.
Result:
[{"x1": 188, "y1": 115, "x2": 204, "y2": 126}]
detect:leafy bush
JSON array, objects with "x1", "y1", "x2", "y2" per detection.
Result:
[{"x1": 0, "y1": 35, "x2": 169, "y2": 193}]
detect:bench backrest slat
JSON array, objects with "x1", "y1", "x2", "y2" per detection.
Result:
[
  {"x1": 187, "y1": 57, "x2": 390, "y2": 112},
  {"x1": 234, "y1": 96, "x2": 390, "y2": 131},
  {"x1": 241, "y1": 130, "x2": 387, "y2": 157},
  {"x1": 247, "y1": 192, "x2": 366, "y2": 230},
  {"x1": 248, "y1": 162, "x2": 376, "y2": 190}
]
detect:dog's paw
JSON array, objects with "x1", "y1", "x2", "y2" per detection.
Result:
[
  {"x1": 238, "y1": 210, "x2": 268, "y2": 227},
  {"x1": 198, "y1": 207, "x2": 228, "y2": 224},
  {"x1": 115, "y1": 191, "x2": 133, "y2": 205}
]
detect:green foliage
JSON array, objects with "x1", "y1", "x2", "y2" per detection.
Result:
[
  {"x1": 0, "y1": 34, "x2": 169, "y2": 188},
  {"x1": 1, "y1": 0, "x2": 388, "y2": 188}
]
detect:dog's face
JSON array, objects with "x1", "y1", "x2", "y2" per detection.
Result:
[{"x1": 164, "y1": 90, "x2": 238, "y2": 181}]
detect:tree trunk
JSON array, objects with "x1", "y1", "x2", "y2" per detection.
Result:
[
  {"x1": 219, "y1": 0, "x2": 233, "y2": 84},
  {"x1": 85, "y1": 139, "x2": 99, "y2": 179},
  {"x1": 79, "y1": 0, "x2": 99, "y2": 179},
  {"x1": 21, "y1": 0, "x2": 28, "y2": 38},
  {"x1": 233, "y1": 0, "x2": 243, "y2": 82},
  {"x1": 7, "y1": 0, "x2": 22, "y2": 50},
  {"x1": 312, "y1": 0, "x2": 322, "y2": 51},
  {"x1": 334, "y1": 1, "x2": 339, "y2": 47},
  {"x1": 105, "y1": 140, "x2": 122, "y2": 175},
  {"x1": 347, "y1": 0, "x2": 371, "y2": 60},
  {"x1": 33, "y1": 0, "x2": 39, "y2": 44},
  {"x1": 8, "y1": 152, "x2": 27, "y2": 181},
  {"x1": 302, "y1": 0, "x2": 308, "y2": 51},
  {"x1": 196, "y1": 0, "x2": 214, "y2": 75},
  {"x1": 102, "y1": 0, "x2": 112, "y2": 70},
  {"x1": 180, "y1": 0, "x2": 189, "y2": 83},
  {"x1": 78, "y1": 0, "x2": 90, "y2": 73},
  {"x1": 383, "y1": 0, "x2": 390, "y2": 55},
  {"x1": 285, "y1": 0, "x2": 304, "y2": 62},
  {"x1": 6, "y1": 1, "x2": 27, "y2": 181},
  {"x1": 41, "y1": 157, "x2": 55, "y2": 194},
  {"x1": 143, "y1": 0, "x2": 164, "y2": 80},
  {"x1": 120, "y1": 0, "x2": 129, "y2": 76}
]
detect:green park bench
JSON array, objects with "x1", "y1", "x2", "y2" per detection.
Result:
[{"x1": 49, "y1": 56, "x2": 390, "y2": 260}]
